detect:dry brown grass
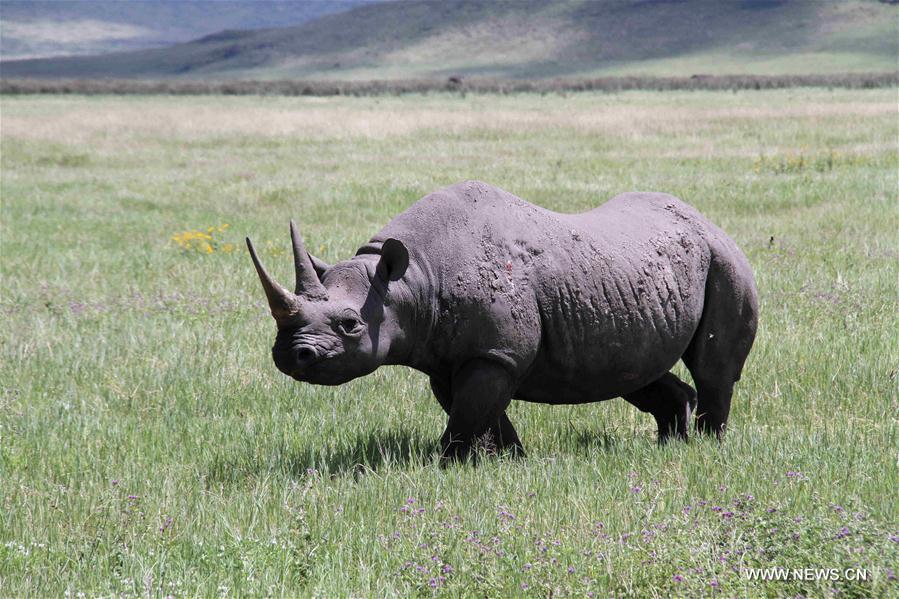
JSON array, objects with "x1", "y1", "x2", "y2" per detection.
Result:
[{"x1": 2, "y1": 90, "x2": 893, "y2": 150}]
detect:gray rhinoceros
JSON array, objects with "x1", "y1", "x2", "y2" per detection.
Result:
[{"x1": 247, "y1": 181, "x2": 758, "y2": 459}]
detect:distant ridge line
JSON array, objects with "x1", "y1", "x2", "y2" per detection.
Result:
[{"x1": 2, "y1": 73, "x2": 896, "y2": 96}]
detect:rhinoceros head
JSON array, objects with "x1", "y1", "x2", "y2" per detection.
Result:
[{"x1": 246, "y1": 221, "x2": 409, "y2": 386}]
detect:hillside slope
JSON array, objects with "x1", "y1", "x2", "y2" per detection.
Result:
[
  {"x1": 2, "y1": 0, "x2": 896, "y2": 79},
  {"x1": 0, "y1": 0, "x2": 371, "y2": 60}
]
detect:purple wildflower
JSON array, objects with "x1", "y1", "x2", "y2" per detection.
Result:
[
  {"x1": 673, "y1": 574, "x2": 684, "y2": 582},
  {"x1": 723, "y1": 511, "x2": 735, "y2": 519},
  {"x1": 630, "y1": 486, "x2": 642, "y2": 494},
  {"x1": 498, "y1": 507, "x2": 515, "y2": 521},
  {"x1": 568, "y1": 566, "x2": 575, "y2": 574},
  {"x1": 159, "y1": 516, "x2": 173, "y2": 533}
]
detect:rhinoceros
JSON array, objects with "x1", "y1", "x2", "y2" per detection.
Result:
[{"x1": 247, "y1": 181, "x2": 758, "y2": 459}]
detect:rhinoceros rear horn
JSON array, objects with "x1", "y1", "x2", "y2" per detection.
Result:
[
  {"x1": 246, "y1": 236, "x2": 299, "y2": 321},
  {"x1": 290, "y1": 220, "x2": 328, "y2": 300}
]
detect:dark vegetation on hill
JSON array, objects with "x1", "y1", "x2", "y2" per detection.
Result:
[
  {"x1": 1, "y1": 0, "x2": 896, "y2": 80},
  {"x1": 2, "y1": 73, "x2": 895, "y2": 97}
]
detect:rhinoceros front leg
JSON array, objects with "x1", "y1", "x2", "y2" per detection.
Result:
[
  {"x1": 429, "y1": 375, "x2": 523, "y2": 456},
  {"x1": 435, "y1": 360, "x2": 523, "y2": 462}
]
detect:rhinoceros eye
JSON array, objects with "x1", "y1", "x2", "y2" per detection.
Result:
[{"x1": 335, "y1": 312, "x2": 363, "y2": 336}]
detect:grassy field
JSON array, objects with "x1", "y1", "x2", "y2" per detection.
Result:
[{"x1": 1, "y1": 89, "x2": 897, "y2": 597}]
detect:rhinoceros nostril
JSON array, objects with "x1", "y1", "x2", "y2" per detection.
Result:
[{"x1": 295, "y1": 346, "x2": 318, "y2": 364}]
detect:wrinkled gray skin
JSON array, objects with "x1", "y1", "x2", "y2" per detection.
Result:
[{"x1": 247, "y1": 181, "x2": 758, "y2": 460}]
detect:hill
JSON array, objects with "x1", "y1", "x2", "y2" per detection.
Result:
[
  {"x1": 2, "y1": 0, "x2": 896, "y2": 80},
  {"x1": 0, "y1": 0, "x2": 371, "y2": 60}
]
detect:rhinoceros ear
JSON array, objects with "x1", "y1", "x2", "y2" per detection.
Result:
[
  {"x1": 377, "y1": 238, "x2": 409, "y2": 282},
  {"x1": 308, "y1": 253, "x2": 330, "y2": 280}
]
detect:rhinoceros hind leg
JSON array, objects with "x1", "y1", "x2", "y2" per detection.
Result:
[
  {"x1": 691, "y1": 380, "x2": 734, "y2": 439},
  {"x1": 624, "y1": 372, "x2": 697, "y2": 442},
  {"x1": 681, "y1": 251, "x2": 758, "y2": 439}
]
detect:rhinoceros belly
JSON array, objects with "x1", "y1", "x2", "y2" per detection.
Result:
[{"x1": 515, "y1": 240, "x2": 708, "y2": 404}]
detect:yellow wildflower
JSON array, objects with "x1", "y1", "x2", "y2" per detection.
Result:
[{"x1": 171, "y1": 224, "x2": 236, "y2": 255}]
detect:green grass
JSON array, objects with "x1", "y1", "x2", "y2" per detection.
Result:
[{"x1": 1, "y1": 89, "x2": 897, "y2": 597}]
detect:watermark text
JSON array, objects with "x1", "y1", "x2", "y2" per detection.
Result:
[{"x1": 744, "y1": 567, "x2": 869, "y2": 582}]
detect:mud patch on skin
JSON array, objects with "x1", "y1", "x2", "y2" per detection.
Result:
[{"x1": 474, "y1": 229, "x2": 544, "y2": 324}]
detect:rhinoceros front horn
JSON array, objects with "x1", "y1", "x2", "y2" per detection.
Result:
[
  {"x1": 245, "y1": 235, "x2": 299, "y2": 322},
  {"x1": 290, "y1": 220, "x2": 328, "y2": 300}
]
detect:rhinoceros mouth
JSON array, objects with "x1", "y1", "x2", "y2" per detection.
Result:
[
  {"x1": 290, "y1": 363, "x2": 320, "y2": 378},
  {"x1": 290, "y1": 368, "x2": 347, "y2": 386}
]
